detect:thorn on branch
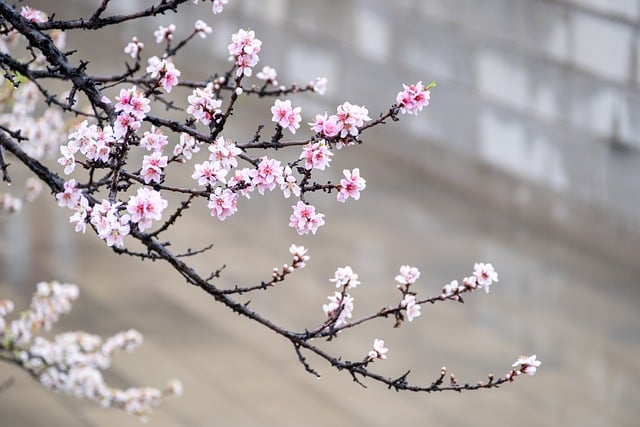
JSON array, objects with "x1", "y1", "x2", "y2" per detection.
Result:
[
  {"x1": 389, "y1": 370, "x2": 410, "y2": 391},
  {"x1": 206, "y1": 264, "x2": 226, "y2": 281},
  {"x1": 349, "y1": 369, "x2": 368, "y2": 388},
  {"x1": 175, "y1": 243, "x2": 215, "y2": 258},
  {"x1": 293, "y1": 344, "x2": 321, "y2": 378}
]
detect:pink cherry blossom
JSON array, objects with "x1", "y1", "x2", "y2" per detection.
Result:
[
  {"x1": 337, "y1": 168, "x2": 366, "y2": 202},
  {"x1": 309, "y1": 113, "x2": 341, "y2": 138},
  {"x1": 69, "y1": 196, "x2": 90, "y2": 234},
  {"x1": 280, "y1": 166, "x2": 300, "y2": 199},
  {"x1": 58, "y1": 145, "x2": 76, "y2": 175},
  {"x1": 253, "y1": 157, "x2": 284, "y2": 194},
  {"x1": 512, "y1": 355, "x2": 541, "y2": 376},
  {"x1": 56, "y1": 179, "x2": 82, "y2": 209},
  {"x1": 335, "y1": 102, "x2": 370, "y2": 138},
  {"x1": 207, "y1": 187, "x2": 238, "y2": 221},
  {"x1": 396, "y1": 81, "x2": 431, "y2": 115},
  {"x1": 104, "y1": 214, "x2": 131, "y2": 248},
  {"x1": 124, "y1": 37, "x2": 144, "y2": 59},
  {"x1": 126, "y1": 187, "x2": 168, "y2": 232},
  {"x1": 114, "y1": 86, "x2": 150, "y2": 120},
  {"x1": 154, "y1": 24, "x2": 175, "y2": 44},
  {"x1": 312, "y1": 77, "x2": 327, "y2": 95},
  {"x1": 395, "y1": 265, "x2": 421, "y2": 286},
  {"x1": 271, "y1": 99, "x2": 302, "y2": 134},
  {"x1": 67, "y1": 120, "x2": 98, "y2": 154},
  {"x1": 441, "y1": 280, "x2": 463, "y2": 298},
  {"x1": 20, "y1": 6, "x2": 47, "y2": 23},
  {"x1": 208, "y1": 136, "x2": 241, "y2": 170},
  {"x1": 113, "y1": 112, "x2": 141, "y2": 139},
  {"x1": 330, "y1": 266, "x2": 360, "y2": 289},
  {"x1": 368, "y1": 339, "x2": 388, "y2": 360},
  {"x1": 473, "y1": 263, "x2": 499, "y2": 293},
  {"x1": 212, "y1": 0, "x2": 229, "y2": 14},
  {"x1": 187, "y1": 83, "x2": 222, "y2": 126},
  {"x1": 289, "y1": 244, "x2": 310, "y2": 269},
  {"x1": 83, "y1": 136, "x2": 111, "y2": 163},
  {"x1": 300, "y1": 140, "x2": 333, "y2": 170},
  {"x1": 257, "y1": 66, "x2": 278, "y2": 85},
  {"x1": 141, "y1": 151, "x2": 168, "y2": 184},
  {"x1": 228, "y1": 168, "x2": 257, "y2": 198},
  {"x1": 139, "y1": 127, "x2": 168, "y2": 152},
  {"x1": 90, "y1": 199, "x2": 117, "y2": 236},
  {"x1": 146, "y1": 56, "x2": 181, "y2": 93},
  {"x1": 401, "y1": 294, "x2": 421, "y2": 322},
  {"x1": 289, "y1": 201, "x2": 325, "y2": 235},
  {"x1": 89, "y1": 200, "x2": 131, "y2": 247},
  {"x1": 194, "y1": 20, "x2": 212, "y2": 38},
  {"x1": 228, "y1": 29, "x2": 262, "y2": 77},
  {"x1": 173, "y1": 133, "x2": 201, "y2": 160},
  {"x1": 322, "y1": 292, "x2": 354, "y2": 327},
  {"x1": 192, "y1": 160, "x2": 228, "y2": 186}
]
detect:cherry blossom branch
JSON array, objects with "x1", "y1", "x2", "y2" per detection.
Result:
[
  {"x1": 0, "y1": 2, "x2": 112, "y2": 119},
  {"x1": 148, "y1": 193, "x2": 198, "y2": 237},
  {"x1": 0, "y1": 282, "x2": 182, "y2": 420},
  {"x1": 0, "y1": 131, "x2": 64, "y2": 192},
  {"x1": 0, "y1": 2, "x2": 541, "y2": 420},
  {"x1": 0, "y1": 29, "x2": 504, "y2": 400},
  {"x1": 34, "y1": 0, "x2": 193, "y2": 31}
]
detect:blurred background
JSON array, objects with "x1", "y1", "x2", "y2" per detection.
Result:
[{"x1": 1, "y1": 0, "x2": 639, "y2": 426}]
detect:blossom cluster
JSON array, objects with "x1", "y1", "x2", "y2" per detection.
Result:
[
  {"x1": 187, "y1": 82, "x2": 223, "y2": 126},
  {"x1": 396, "y1": 81, "x2": 432, "y2": 115},
  {"x1": 330, "y1": 266, "x2": 360, "y2": 288},
  {"x1": 511, "y1": 355, "x2": 541, "y2": 377},
  {"x1": 300, "y1": 140, "x2": 333, "y2": 170},
  {"x1": 367, "y1": 338, "x2": 388, "y2": 361},
  {"x1": 20, "y1": 5, "x2": 47, "y2": 23},
  {"x1": 257, "y1": 65, "x2": 278, "y2": 85},
  {"x1": 124, "y1": 37, "x2": 144, "y2": 58},
  {"x1": 56, "y1": 179, "x2": 167, "y2": 246},
  {"x1": 440, "y1": 262, "x2": 499, "y2": 299},
  {"x1": 321, "y1": 265, "x2": 362, "y2": 328},
  {"x1": 271, "y1": 244, "x2": 310, "y2": 283},
  {"x1": 0, "y1": 82, "x2": 66, "y2": 161},
  {"x1": 271, "y1": 99, "x2": 302, "y2": 134},
  {"x1": 228, "y1": 28, "x2": 262, "y2": 77},
  {"x1": 146, "y1": 56, "x2": 181, "y2": 93},
  {"x1": 12, "y1": 17, "x2": 381, "y2": 242},
  {"x1": 289, "y1": 200, "x2": 325, "y2": 235},
  {"x1": 309, "y1": 102, "x2": 371, "y2": 143},
  {"x1": 395, "y1": 265, "x2": 422, "y2": 322},
  {"x1": 0, "y1": 282, "x2": 181, "y2": 420},
  {"x1": 322, "y1": 292, "x2": 354, "y2": 328}
]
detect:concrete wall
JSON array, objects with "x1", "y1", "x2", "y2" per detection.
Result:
[
  {"x1": 32, "y1": 0, "x2": 640, "y2": 263},
  {"x1": 227, "y1": 0, "x2": 640, "y2": 264}
]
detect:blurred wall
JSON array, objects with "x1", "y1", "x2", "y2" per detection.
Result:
[{"x1": 29, "y1": 0, "x2": 640, "y2": 264}]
